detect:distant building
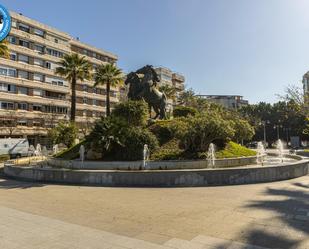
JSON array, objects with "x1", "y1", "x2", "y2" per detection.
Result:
[
  {"x1": 197, "y1": 95, "x2": 249, "y2": 110},
  {"x1": 154, "y1": 67, "x2": 185, "y2": 108},
  {"x1": 302, "y1": 71, "x2": 309, "y2": 93}
]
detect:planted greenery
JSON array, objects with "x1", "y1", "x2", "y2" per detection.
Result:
[
  {"x1": 48, "y1": 121, "x2": 78, "y2": 148},
  {"x1": 55, "y1": 141, "x2": 85, "y2": 160},
  {"x1": 173, "y1": 106, "x2": 197, "y2": 118},
  {"x1": 215, "y1": 142, "x2": 257, "y2": 159}
]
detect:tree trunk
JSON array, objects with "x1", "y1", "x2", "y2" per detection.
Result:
[
  {"x1": 70, "y1": 77, "x2": 76, "y2": 121},
  {"x1": 106, "y1": 82, "x2": 111, "y2": 116}
]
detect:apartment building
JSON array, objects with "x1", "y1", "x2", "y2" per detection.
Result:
[
  {"x1": 0, "y1": 12, "x2": 119, "y2": 145},
  {"x1": 154, "y1": 67, "x2": 185, "y2": 108},
  {"x1": 302, "y1": 71, "x2": 309, "y2": 94},
  {"x1": 197, "y1": 95, "x2": 249, "y2": 110}
]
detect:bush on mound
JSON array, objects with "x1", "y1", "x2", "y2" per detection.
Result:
[{"x1": 215, "y1": 141, "x2": 257, "y2": 159}]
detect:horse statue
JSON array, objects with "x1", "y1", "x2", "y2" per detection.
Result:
[{"x1": 125, "y1": 65, "x2": 167, "y2": 119}]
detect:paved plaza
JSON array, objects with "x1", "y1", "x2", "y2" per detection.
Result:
[{"x1": 0, "y1": 165, "x2": 308, "y2": 249}]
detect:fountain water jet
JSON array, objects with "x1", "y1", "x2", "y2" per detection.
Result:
[
  {"x1": 207, "y1": 143, "x2": 216, "y2": 167},
  {"x1": 276, "y1": 139, "x2": 284, "y2": 163},
  {"x1": 143, "y1": 144, "x2": 150, "y2": 169},
  {"x1": 257, "y1": 141, "x2": 266, "y2": 165}
]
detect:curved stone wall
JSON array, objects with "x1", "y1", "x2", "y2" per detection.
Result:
[{"x1": 4, "y1": 160, "x2": 309, "y2": 187}]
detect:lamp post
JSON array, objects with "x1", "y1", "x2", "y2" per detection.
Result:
[
  {"x1": 260, "y1": 120, "x2": 269, "y2": 145},
  {"x1": 273, "y1": 124, "x2": 283, "y2": 140}
]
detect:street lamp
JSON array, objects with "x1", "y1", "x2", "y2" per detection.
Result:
[
  {"x1": 260, "y1": 120, "x2": 269, "y2": 145},
  {"x1": 273, "y1": 124, "x2": 283, "y2": 140}
]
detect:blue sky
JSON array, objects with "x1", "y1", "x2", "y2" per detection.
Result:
[{"x1": 3, "y1": 0, "x2": 309, "y2": 103}]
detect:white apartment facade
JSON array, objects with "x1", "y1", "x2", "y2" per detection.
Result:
[{"x1": 0, "y1": 12, "x2": 119, "y2": 145}]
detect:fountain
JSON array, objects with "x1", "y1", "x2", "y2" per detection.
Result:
[
  {"x1": 143, "y1": 144, "x2": 150, "y2": 169},
  {"x1": 257, "y1": 141, "x2": 266, "y2": 165},
  {"x1": 52, "y1": 144, "x2": 59, "y2": 155},
  {"x1": 35, "y1": 144, "x2": 42, "y2": 156},
  {"x1": 207, "y1": 143, "x2": 216, "y2": 167},
  {"x1": 276, "y1": 139, "x2": 284, "y2": 163},
  {"x1": 79, "y1": 145, "x2": 85, "y2": 167}
]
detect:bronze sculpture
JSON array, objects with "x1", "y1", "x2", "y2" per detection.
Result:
[{"x1": 125, "y1": 65, "x2": 167, "y2": 119}]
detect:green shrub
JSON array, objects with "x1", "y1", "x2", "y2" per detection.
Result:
[
  {"x1": 149, "y1": 120, "x2": 174, "y2": 145},
  {"x1": 0, "y1": 154, "x2": 10, "y2": 162},
  {"x1": 112, "y1": 100, "x2": 148, "y2": 127},
  {"x1": 86, "y1": 116, "x2": 127, "y2": 156},
  {"x1": 48, "y1": 121, "x2": 78, "y2": 148},
  {"x1": 151, "y1": 139, "x2": 184, "y2": 160},
  {"x1": 173, "y1": 106, "x2": 197, "y2": 118},
  {"x1": 109, "y1": 127, "x2": 159, "y2": 161},
  {"x1": 180, "y1": 113, "x2": 234, "y2": 153},
  {"x1": 55, "y1": 141, "x2": 85, "y2": 160},
  {"x1": 215, "y1": 141, "x2": 257, "y2": 159}
]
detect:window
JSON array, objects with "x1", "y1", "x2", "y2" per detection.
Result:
[
  {"x1": 34, "y1": 44, "x2": 44, "y2": 53},
  {"x1": 33, "y1": 89, "x2": 43, "y2": 96},
  {"x1": 45, "y1": 62, "x2": 51, "y2": 69},
  {"x1": 11, "y1": 20, "x2": 17, "y2": 28},
  {"x1": 46, "y1": 48, "x2": 63, "y2": 58},
  {"x1": 34, "y1": 28, "x2": 44, "y2": 37},
  {"x1": 10, "y1": 52, "x2": 17, "y2": 61},
  {"x1": 93, "y1": 99, "x2": 97, "y2": 106},
  {"x1": 18, "y1": 103, "x2": 28, "y2": 110},
  {"x1": 33, "y1": 73, "x2": 43, "y2": 82},
  {"x1": 33, "y1": 105, "x2": 42, "y2": 111},
  {"x1": 58, "y1": 81, "x2": 64, "y2": 86},
  {"x1": 7, "y1": 84, "x2": 16, "y2": 92},
  {"x1": 19, "y1": 23, "x2": 30, "y2": 33},
  {"x1": 18, "y1": 87, "x2": 28, "y2": 95},
  {"x1": 18, "y1": 54, "x2": 29, "y2": 63},
  {"x1": 7, "y1": 36, "x2": 16, "y2": 44},
  {"x1": 83, "y1": 85, "x2": 87, "y2": 91},
  {"x1": 18, "y1": 70, "x2": 29, "y2": 80},
  {"x1": 83, "y1": 97, "x2": 87, "y2": 104},
  {"x1": 1, "y1": 102, "x2": 14, "y2": 110},
  {"x1": 33, "y1": 58, "x2": 44, "y2": 67},
  {"x1": 8, "y1": 69, "x2": 16, "y2": 77},
  {"x1": 0, "y1": 66, "x2": 16, "y2": 77},
  {"x1": 0, "y1": 83, "x2": 7, "y2": 91},
  {"x1": 17, "y1": 120, "x2": 27, "y2": 126},
  {"x1": 19, "y1": 39, "x2": 29, "y2": 48}
]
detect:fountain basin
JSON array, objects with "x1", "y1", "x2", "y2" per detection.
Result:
[
  {"x1": 38, "y1": 156, "x2": 263, "y2": 170},
  {"x1": 3, "y1": 156, "x2": 308, "y2": 187}
]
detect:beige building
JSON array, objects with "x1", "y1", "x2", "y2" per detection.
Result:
[
  {"x1": 197, "y1": 95, "x2": 249, "y2": 110},
  {"x1": 154, "y1": 67, "x2": 185, "y2": 108},
  {"x1": 0, "y1": 12, "x2": 119, "y2": 145}
]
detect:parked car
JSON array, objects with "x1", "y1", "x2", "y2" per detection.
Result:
[{"x1": 0, "y1": 138, "x2": 30, "y2": 159}]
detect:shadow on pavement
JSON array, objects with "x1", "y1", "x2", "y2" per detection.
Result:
[{"x1": 214, "y1": 181, "x2": 309, "y2": 249}]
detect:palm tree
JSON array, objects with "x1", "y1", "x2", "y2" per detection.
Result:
[
  {"x1": 178, "y1": 88, "x2": 196, "y2": 106},
  {"x1": 94, "y1": 63, "x2": 123, "y2": 116},
  {"x1": 56, "y1": 53, "x2": 92, "y2": 121},
  {"x1": 158, "y1": 84, "x2": 177, "y2": 102},
  {"x1": 0, "y1": 40, "x2": 9, "y2": 58}
]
